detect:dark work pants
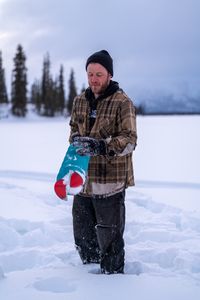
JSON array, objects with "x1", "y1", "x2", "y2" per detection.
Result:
[{"x1": 72, "y1": 191, "x2": 125, "y2": 274}]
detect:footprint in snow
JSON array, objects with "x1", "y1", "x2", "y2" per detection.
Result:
[
  {"x1": 125, "y1": 261, "x2": 144, "y2": 275},
  {"x1": 33, "y1": 277, "x2": 77, "y2": 293}
]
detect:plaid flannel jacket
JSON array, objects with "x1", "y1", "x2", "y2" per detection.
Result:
[{"x1": 69, "y1": 88, "x2": 137, "y2": 196}]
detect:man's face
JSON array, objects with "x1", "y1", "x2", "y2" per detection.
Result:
[{"x1": 87, "y1": 63, "x2": 112, "y2": 97}]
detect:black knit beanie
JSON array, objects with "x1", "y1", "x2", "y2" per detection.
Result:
[{"x1": 85, "y1": 50, "x2": 113, "y2": 76}]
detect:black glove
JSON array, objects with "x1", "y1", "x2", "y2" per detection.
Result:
[{"x1": 72, "y1": 136, "x2": 107, "y2": 156}]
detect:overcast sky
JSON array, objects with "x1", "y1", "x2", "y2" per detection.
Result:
[{"x1": 0, "y1": 0, "x2": 199, "y2": 99}]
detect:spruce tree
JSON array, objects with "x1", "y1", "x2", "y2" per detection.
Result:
[
  {"x1": 11, "y1": 45, "x2": 27, "y2": 117},
  {"x1": 57, "y1": 64, "x2": 65, "y2": 114},
  {"x1": 0, "y1": 51, "x2": 8, "y2": 104},
  {"x1": 41, "y1": 53, "x2": 55, "y2": 116},
  {"x1": 67, "y1": 68, "x2": 77, "y2": 115},
  {"x1": 46, "y1": 76, "x2": 55, "y2": 117},
  {"x1": 30, "y1": 79, "x2": 42, "y2": 114}
]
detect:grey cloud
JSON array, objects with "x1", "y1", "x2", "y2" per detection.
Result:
[{"x1": 0, "y1": 0, "x2": 200, "y2": 97}]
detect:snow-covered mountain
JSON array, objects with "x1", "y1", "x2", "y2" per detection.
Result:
[{"x1": 135, "y1": 92, "x2": 200, "y2": 114}]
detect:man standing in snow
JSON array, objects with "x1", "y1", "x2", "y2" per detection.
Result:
[{"x1": 69, "y1": 50, "x2": 137, "y2": 274}]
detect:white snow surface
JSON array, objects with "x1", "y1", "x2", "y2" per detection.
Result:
[{"x1": 0, "y1": 114, "x2": 200, "y2": 300}]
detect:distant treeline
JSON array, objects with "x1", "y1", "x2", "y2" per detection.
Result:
[
  {"x1": 136, "y1": 109, "x2": 200, "y2": 116},
  {"x1": 0, "y1": 44, "x2": 84, "y2": 118},
  {"x1": 136, "y1": 98, "x2": 200, "y2": 116},
  {"x1": 1, "y1": 44, "x2": 200, "y2": 118}
]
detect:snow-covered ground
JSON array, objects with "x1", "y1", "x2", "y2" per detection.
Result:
[{"x1": 0, "y1": 115, "x2": 200, "y2": 300}]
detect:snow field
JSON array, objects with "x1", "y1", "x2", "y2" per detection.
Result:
[{"x1": 0, "y1": 115, "x2": 200, "y2": 299}]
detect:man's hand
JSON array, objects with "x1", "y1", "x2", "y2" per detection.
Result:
[{"x1": 72, "y1": 136, "x2": 107, "y2": 156}]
